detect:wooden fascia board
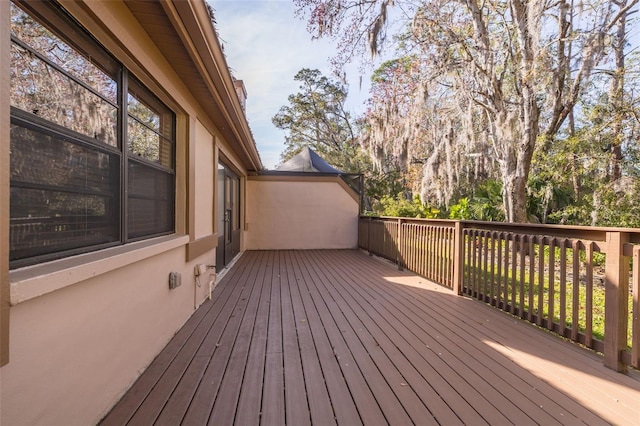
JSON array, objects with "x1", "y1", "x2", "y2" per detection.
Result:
[
  {"x1": 163, "y1": 0, "x2": 262, "y2": 171},
  {"x1": 1, "y1": 0, "x2": 10, "y2": 367}
]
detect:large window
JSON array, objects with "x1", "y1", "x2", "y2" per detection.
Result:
[{"x1": 9, "y1": 1, "x2": 175, "y2": 268}]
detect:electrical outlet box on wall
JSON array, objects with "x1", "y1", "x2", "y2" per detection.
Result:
[
  {"x1": 169, "y1": 272, "x2": 181, "y2": 289},
  {"x1": 194, "y1": 264, "x2": 208, "y2": 277}
]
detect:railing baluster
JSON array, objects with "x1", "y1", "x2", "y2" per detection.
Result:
[
  {"x1": 519, "y1": 234, "x2": 526, "y2": 319},
  {"x1": 453, "y1": 222, "x2": 463, "y2": 295},
  {"x1": 441, "y1": 226, "x2": 444, "y2": 284},
  {"x1": 510, "y1": 234, "x2": 517, "y2": 314},
  {"x1": 528, "y1": 236, "x2": 535, "y2": 322},
  {"x1": 476, "y1": 231, "x2": 482, "y2": 300},
  {"x1": 428, "y1": 225, "x2": 433, "y2": 280},
  {"x1": 559, "y1": 239, "x2": 567, "y2": 337},
  {"x1": 415, "y1": 224, "x2": 420, "y2": 273},
  {"x1": 503, "y1": 233, "x2": 510, "y2": 310},
  {"x1": 537, "y1": 237, "x2": 545, "y2": 326},
  {"x1": 571, "y1": 240, "x2": 580, "y2": 342},
  {"x1": 419, "y1": 224, "x2": 424, "y2": 276},
  {"x1": 489, "y1": 232, "x2": 496, "y2": 305},
  {"x1": 496, "y1": 232, "x2": 503, "y2": 308},
  {"x1": 548, "y1": 237, "x2": 556, "y2": 332},
  {"x1": 397, "y1": 218, "x2": 404, "y2": 271},
  {"x1": 482, "y1": 231, "x2": 489, "y2": 303},
  {"x1": 406, "y1": 224, "x2": 412, "y2": 271},
  {"x1": 437, "y1": 226, "x2": 443, "y2": 285},
  {"x1": 585, "y1": 241, "x2": 594, "y2": 349},
  {"x1": 448, "y1": 227, "x2": 455, "y2": 287},
  {"x1": 416, "y1": 224, "x2": 421, "y2": 276},
  {"x1": 468, "y1": 229, "x2": 476, "y2": 297},
  {"x1": 632, "y1": 245, "x2": 640, "y2": 369}
]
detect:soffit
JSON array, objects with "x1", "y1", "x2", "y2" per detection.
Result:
[{"x1": 124, "y1": 0, "x2": 261, "y2": 171}]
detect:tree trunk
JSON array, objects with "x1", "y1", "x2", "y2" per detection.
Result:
[
  {"x1": 609, "y1": 0, "x2": 627, "y2": 182},
  {"x1": 502, "y1": 161, "x2": 530, "y2": 223}
]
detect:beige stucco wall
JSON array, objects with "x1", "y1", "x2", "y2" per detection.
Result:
[
  {"x1": 245, "y1": 177, "x2": 359, "y2": 250},
  {"x1": 0, "y1": 1, "x2": 251, "y2": 425},
  {"x1": 2, "y1": 242, "x2": 215, "y2": 425}
]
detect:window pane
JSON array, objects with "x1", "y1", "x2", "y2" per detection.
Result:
[
  {"x1": 217, "y1": 163, "x2": 225, "y2": 238},
  {"x1": 10, "y1": 189, "x2": 120, "y2": 263},
  {"x1": 128, "y1": 120, "x2": 173, "y2": 168},
  {"x1": 10, "y1": 42, "x2": 118, "y2": 146},
  {"x1": 128, "y1": 77, "x2": 174, "y2": 168},
  {"x1": 10, "y1": 124, "x2": 120, "y2": 264},
  {"x1": 9, "y1": 1, "x2": 177, "y2": 268},
  {"x1": 10, "y1": 2, "x2": 118, "y2": 103},
  {"x1": 128, "y1": 119, "x2": 159, "y2": 163},
  {"x1": 11, "y1": 123, "x2": 118, "y2": 193},
  {"x1": 128, "y1": 161, "x2": 174, "y2": 238},
  {"x1": 128, "y1": 79, "x2": 173, "y2": 139},
  {"x1": 128, "y1": 93, "x2": 160, "y2": 133},
  {"x1": 234, "y1": 177, "x2": 240, "y2": 231}
]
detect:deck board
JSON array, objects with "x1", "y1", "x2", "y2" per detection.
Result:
[
  {"x1": 326, "y1": 250, "x2": 557, "y2": 424},
  {"x1": 102, "y1": 250, "x2": 640, "y2": 425},
  {"x1": 279, "y1": 251, "x2": 313, "y2": 426},
  {"x1": 304, "y1": 251, "x2": 417, "y2": 425},
  {"x1": 207, "y1": 251, "x2": 269, "y2": 426},
  {"x1": 290, "y1": 251, "x2": 363, "y2": 426},
  {"x1": 260, "y1": 251, "x2": 286, "y2": 426},
  {"x1": 327, "y1": 250, "x2": 605, "y2": 424},
  {"x1": 181, "y1": 251, "x2": 266, "y2": 425},
  {"x1": 293, "y1": 251, "x2": 389, "y2": 426}
]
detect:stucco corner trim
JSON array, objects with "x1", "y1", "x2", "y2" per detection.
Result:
[
  {"x1": 9, "y1": 234, "x2": 190, "y2": 305},
  {"x1": 186, "y1": 233, "x2": 218, "y2": 262}
]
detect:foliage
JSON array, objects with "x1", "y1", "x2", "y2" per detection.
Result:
[
  {"x1": 362, "y1": 167, "x2": 404, "y2": 208},
  {"x1": 448, "y1": 180, "x2": 505, "y2": 221},
  {"x1": 362, "y1": 56, "x2": 427, "y2": 172},
  {"x1": 375, "y1": 193, "x2": 440, "y2": 218},
  {"x1": 448, "y1": 198, "x2": 470, "y2": 220},
  {"x1": 295, "y1": 0, "x2": 640, "y2": 225}
]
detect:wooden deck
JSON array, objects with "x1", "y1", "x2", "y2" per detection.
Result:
[{"x1": 102, "y1": 250, "x2": 640, "y2": 425}]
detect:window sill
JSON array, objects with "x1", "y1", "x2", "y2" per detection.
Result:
[{"x1": 9, "y1": 234, "x2": 190, "y2": 305}]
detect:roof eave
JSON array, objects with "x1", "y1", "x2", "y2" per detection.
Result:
[{"x1": 160, "y1": 0, "x2": 263, "y2": 171}]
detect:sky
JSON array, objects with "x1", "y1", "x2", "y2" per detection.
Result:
[{"x1": 211, "y1": 0, "x2": 372, "y2": 169}]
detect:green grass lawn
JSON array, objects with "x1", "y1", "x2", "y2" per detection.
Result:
[{"x1": 462, "y1": 242, "x2": 634, "y2": 350}]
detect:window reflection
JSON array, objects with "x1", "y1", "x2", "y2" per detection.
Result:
[{"x1": 10, "y1": 3, "x2": 118, "y2": 146}]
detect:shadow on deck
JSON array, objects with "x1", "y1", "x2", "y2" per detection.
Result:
[{"x1": 102, "y1": 250, "x2": 640, "y2": 425}]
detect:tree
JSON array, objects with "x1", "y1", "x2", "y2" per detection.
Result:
[
  {"x1": 295, "y1": 0, "x2": 639, "y2": 223},
  {"x1": 363, "y1": 57, "x2": 423, "y2": 171},
  {"x1": 272, "y1": 68, "x2": 361, "y2": 171}
]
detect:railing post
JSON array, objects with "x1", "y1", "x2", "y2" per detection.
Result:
[
  {"x1": 367, "y1": 217, "x2": 373, "y2": 256},
  {"x1": 452, "y1": 221, "x2": 464, "y2": 295},
  {"x1": 397, "y1": 218, "x2": 404, "y2": 270},
  {"x1": 604, "y1": 231, "x2": 630, "y2": 371}
]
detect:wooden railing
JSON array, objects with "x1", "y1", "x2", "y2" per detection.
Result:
[{"x1": 358, "y1": 216, "x2": 640, "y2": 372}]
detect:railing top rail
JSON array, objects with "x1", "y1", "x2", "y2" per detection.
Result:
[
  {"x1": 360, "y1": 216, "x2": 640, "y2": 244},
  {"x1": 361, "y1": 216, "x2": 458, "y2": 227}
]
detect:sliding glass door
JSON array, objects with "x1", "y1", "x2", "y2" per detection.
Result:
[{"x1": 216, "y1": 162, "x2": 240, "y2": 271}]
